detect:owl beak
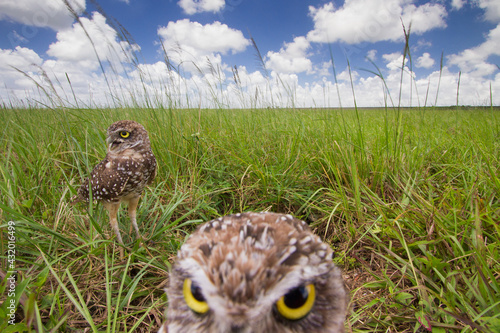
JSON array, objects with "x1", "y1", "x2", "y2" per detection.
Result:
[
  {"x1": 229, "y1": 325, "x2": 245, "y2": 333},
  {"x1": 222, "y1": 306, "x2": 252, "y2": 331},
  {"x1": 107, "y1": 137, "x2": 120, "y2": 152}
]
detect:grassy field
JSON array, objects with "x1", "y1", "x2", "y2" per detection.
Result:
[{"x1": 0, "y1": 106, "x2": 499, "y2": 332}]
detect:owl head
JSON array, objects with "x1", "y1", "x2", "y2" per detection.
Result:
[
  {"x1": 106, "y1": 120, "x2": 150, "y2": 154},
  {"x1": 161, "y1": 212, "x2": 347, "y2": 333}
]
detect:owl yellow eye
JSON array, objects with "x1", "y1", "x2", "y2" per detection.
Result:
[
  {"x1": 183, "y1": 278, "x2": 209, "y2": 314},
  {"x1": 276, "y1": 284, "x2": 315, "y2": 321},
  {"x1": 119, "y1": 131, "x2": 130, "y2": 138}
]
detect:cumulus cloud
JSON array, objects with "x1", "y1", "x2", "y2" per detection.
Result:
[
  {"x1": 416, "y1": 52, "x2": 434, "y2": 68},
  {"x1": 158, "y1": 19, "x2": 250, "y2": 73},
  {"x1": 477, "y1": 0, "x2": 500, "y2": 22},
  {"x1": 265, "y1": 36, "x2": 313, "y2": 74},
  {"x1": 0, "y1": 47, "x2": 59, "y2": 105},
  {"x1": 307, "y1": 0, "x2": 447, "y2": 44},
  {"x1": 451, "y1": 0, "x2": 500, "y2": 22},
  {"x1": 451, "y1": 0, "x2": 466, "y2": 10},
  {"x1": 337, "y1": 67, "x2": 359, "y2": 82},
  {"x1": 0, "y1": 47, "x2": 44, "y2": 95},
  {"x1": 236, "y1": 66, "x2": 267, "y2": 87},
  {"x1": 383, "y1": 52, "x2": 405, "y2": 71},
  {"x1": 0, "y1": 10, "x2": 145, "y2": 107},
  {"x1": 158, "y1": 19, "x2": 248, "y2": 55},
  {"x1": 228, "y1": 63, "x2": 499, "y2": 108},
  {"x1": 2, "y1": 47, "x2": 499, "y2": 108},
  {"x1": 316, "y1": 61, "x2": 332, "y2": 76},
  {"x1": 0, "y1": 47, "x2": 42, "y2": 71},
  {"x1": 366, "y1": 49, "x2": 377, "y2": 61},
  {"x1": 47, "y1": 12, "x2": 139, "y2": 71},
  {"x1": 0, "y1": 0, "x2": 85, "y2": 31},
  {"x1": 448, "y1": 24, "x2": 500, "y2": 77},
  {"x1": 178, "y1": 0, "x2": 225, "y2": 15},
  {"x1": 2, "y1": 1, "x2": 500, "y2": 109}
]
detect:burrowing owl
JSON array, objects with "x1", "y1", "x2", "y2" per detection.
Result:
[
  {"x1": 159, "y1": 212, "x2": 347, "y2": 333},
  {"x1": 72, "y1": 120, "x2": 157, "y2": 244}
]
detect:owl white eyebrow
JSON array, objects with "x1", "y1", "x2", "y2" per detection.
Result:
[
  {"x1": 257, "y1": 269, "x2": 314, "y2": 313},
  {"x1": 127, "y1": 140, "x2": 143, "y2": 148}
]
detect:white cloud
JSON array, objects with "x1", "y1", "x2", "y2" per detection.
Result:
[
  {"x1": 403, "y1": 2, "x2": 448, "y2": 34},
  {"x1": 416, "y1": 52, "x2": 434, "y2": 68},
  {"x1": 0, "y1": 11, "x2": 144, "y2": 107},
  {"x1": 337, "y1": 67, "x2": 359, "y2": 82},
  {"x1": 383, "y1": 52, "x2": 405, "y2": 71},
  {"x1": 451, "y1": 0, "x2": 500, "y2": 22},
  {"x1": 158, "y1": 19, "x2": 248, "y2": 55},
  {"x1": 178, "y1": 0, "x2": 225, "y2": 15},
  {"x1": 317, "y1": 61, "x2": 332, "y2": 76},
  {"x1": 226, "y1": 63, "x2": 499, "y2": 108},
  {"x1": 0, "y1": 47, "x2": 45, "y2": 100},
  {"x1": 2, "y1": 47, "x2": 500, "y2": 108},
  {"x1": 265, "y1": 36, "x2": 313, "y2": 74},
  {"x1": 0, "y1": 47, "x2": 65, "y2": 106},
  {"x1": 366, "y1": 49, "x2": 377, "y2": 61},
  {"x1": 448, "y1": 24, "x2": 500, "y2": 77},
  {"x1": 157, "y1": 19, "x2": 249, "y2": 73},
  {"x1": 47, "y1": 12, "x2": 138, "y2": 71},
  {"x1": 0, "y1": 0, "x2": 85, "y2": 31},
  {"x1": 478, "y1": 0, "x2": 500, "y2": 22},
  {"x1": 0, "y1": 47, "x2": 43, "y2": 71},
  {"x1": 307, "y1": 0, "x2": 447, "y2": 44},
  {"x1": 2, "y1": 3, "x2": 500, "y2": 109},
  {"x1": 451, "y1": 0, "x2": 466, "y2": 10}
]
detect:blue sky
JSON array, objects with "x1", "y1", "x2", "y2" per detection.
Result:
[{"x1": 1, "y1": 0, "x2": 500, "y2": 108}]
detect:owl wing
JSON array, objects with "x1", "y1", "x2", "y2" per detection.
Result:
[
  {"x1": 147, "y1": 158, "x2": 157, "y2": 185},
  {"x1": 76, "y1": 158, "x2": 131, "y2": 202}
]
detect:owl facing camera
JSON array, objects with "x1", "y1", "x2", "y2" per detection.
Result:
[{"x1": 159, "y1": 212, "x2": 348, "y2": 333}]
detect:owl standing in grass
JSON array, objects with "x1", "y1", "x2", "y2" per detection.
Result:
[
  {"x1": 159, "y1": 212, "x2": 348, "y2": 333},
  {"x1": 72, "y1": 120, "x2": 157, "y2": 244}
]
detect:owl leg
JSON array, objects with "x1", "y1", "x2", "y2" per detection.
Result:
[
  {"x1": 128, "y1": 196, "x2": 141, "y2": 238},
  {"x1": 104, "y1": 201, "x2": 123, "y2": 244}
]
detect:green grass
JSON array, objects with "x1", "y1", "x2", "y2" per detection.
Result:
[{"x1": 0, "y1": 106, "x2": 499, "y2": 332}]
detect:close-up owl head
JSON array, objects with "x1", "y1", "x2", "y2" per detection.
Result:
[
  {"x1": 106, "y1": 120, "x2": 151, "y2": 154},
  {"x1": 159, "y1": 212, "x2": 348, "y2": 333}
]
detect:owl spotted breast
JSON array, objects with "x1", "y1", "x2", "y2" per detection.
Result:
[
  {"x1": 159, "y1": 212, "x2": 347, "y2": 333},
  {"x1": 72, "y1": 120, "x2": 157, "y2": 244}
]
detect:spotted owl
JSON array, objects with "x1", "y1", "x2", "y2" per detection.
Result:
[
  {"x1": 159, "y1": 212, "x2": 348, "y2": 333},
  {"x1": 72, "y1": 120, "x2": 157, "y2": 244}
]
